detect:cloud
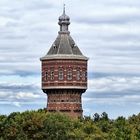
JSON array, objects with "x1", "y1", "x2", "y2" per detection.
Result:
[
  {"x1": 0, "y1": 83, "x2": 38, "y2": 92},
  {"x1": 13, "y1": 102, "x2": 21, "y2": 107},
  {"x1": 0, "y1": 0, "x2": 140, "y2": 76},
  {"x1": 0, "y1": 0, "x2": 140, "y2": 117},
  {"x1": 82, "y1": 76, "x2": 140, "y2": 106},
  {"x1": 74, "y1": 7, "x2": 140, "y2": 25},
  {"x1": 15, "y1": 92, "x2": 40, "y2": 100},
  {"x1": 0, "y1": 82, "x2": 45, "y2": 105},
  {"x1": 83, "y1": 95, "x2": 140, "y2": 106},
  {"x1": 88, "y1": 76, "x2": 140, "y2": 93}
]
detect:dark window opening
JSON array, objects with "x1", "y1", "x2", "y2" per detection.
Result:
[
  {"x1": 48, "y1": 110, "x2": 56, "y2": 112},
  {"x1": 60, "y1": 110, "x2": 71, "y2": 112},
  {"x1": 46, "y1": 71, "x2": 48, "y2": 80},
  {"x1": 58, "y1": 68, "x2": 63, "y2": 80},
  {"x1": 50, "y1": 71, "x2": 54, "y2": 80},
  {"x1": 67, "y1": 69, "x2": 72, "y2": 80},
  {"x1": 74, "y1": 110, "x2": 82, "y2": 112}
]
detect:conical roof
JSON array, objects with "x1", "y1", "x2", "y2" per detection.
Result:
[
  {"x1": 47, "y1": 34, "x2": 83, "y2": 55},
  {"x1": 41, "y1": 7, "x2": 88, "y2": 60}
]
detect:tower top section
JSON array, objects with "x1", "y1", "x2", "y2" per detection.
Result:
[
  {"x1": 40, "y1": 6, "x2": 88, "y2": 61},
  {"x1": 58, "y1": 4, "x2": 70, "y2": 33}
]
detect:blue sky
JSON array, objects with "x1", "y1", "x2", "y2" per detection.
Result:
[{"x1": 0, "y1": 0, "x2": 140, "y2": 118}]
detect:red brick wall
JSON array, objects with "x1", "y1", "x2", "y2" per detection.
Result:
[
  {"x1": 47, "y1": 91, "x2": 83, "y2": 117},
  {"x1": 41, "y1": 59, "x2": 87, "y2": 90},
  {"x1": 41, "y1": 59, "x2": 88, "y2": 118}
]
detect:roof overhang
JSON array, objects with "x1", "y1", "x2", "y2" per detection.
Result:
[{"x1": 40, "y1": 54, "x2": 89, "y2": 61}]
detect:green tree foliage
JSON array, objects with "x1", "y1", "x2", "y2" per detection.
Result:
[{"x1": 0, "y1": 110, "x2": 140, "y2": 140}]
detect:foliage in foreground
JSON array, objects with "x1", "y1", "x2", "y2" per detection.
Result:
[{"x1": 0, "y1": 109, "x2": 140, "y2": 140}]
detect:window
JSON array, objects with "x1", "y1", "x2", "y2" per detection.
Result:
[
  {"x1": 67, "y1": 69, "x2": 72, "y2": 80},
  {"x1": 77, "y1": 70, "x2": 80, "y2": 80},
  {"x1": 85, "y1": 72, "x2": 87, "y2": 79},
  {"x1": 50, "y1": 70, "x2": 54, "y2": 80},
  {"x1": 45, "y1": 71, "x2": 48, "y2": 80},
  {"x1": 82, "y1": 71, "x2": 87, "y2": 80},
  {"x1": 58, "y1": 68, "x2": 63, "y2": 80}
]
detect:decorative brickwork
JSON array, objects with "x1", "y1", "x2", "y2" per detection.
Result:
[
  {"x1": 42, "y1": 59, "x2": 87, "y2": 90},
  {"x1": 46, "y1": 90, "x2": 83, "y2": 118}
]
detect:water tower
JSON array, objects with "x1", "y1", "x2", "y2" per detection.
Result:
[{"x1": 40, "y1": 7, "x2": 88, "y2": 118}]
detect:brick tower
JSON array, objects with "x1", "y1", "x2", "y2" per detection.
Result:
[{"x1": 40, "y1": 7, "x2": 88, "y2": 118}]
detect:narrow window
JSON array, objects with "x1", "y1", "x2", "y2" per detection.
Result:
[
  {"x1": 50, "y1": 70, "x2": 54, "y2": 80},
  {"x1": 82, "y1": 71, "x2": 87, "y2": 80},
  {"x1": 58, "y1": 68, "x2": 63, "y2": 80},
  {"x1": 67, "y1": 69, "x2": 72, "y2": 80},
  {"x1": 77, "y1": 70, "x2": 80, "y2": 80},
  {"x1": 46, "y1": 71, "x2": 48, "y2": 80},
  {"x1": 85, "y1": 72, "x2": 87, "y2": 79}
]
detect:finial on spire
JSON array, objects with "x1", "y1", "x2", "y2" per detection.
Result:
[{"x1": 63, "y1": 4, "x2": 66, "y2": 15}]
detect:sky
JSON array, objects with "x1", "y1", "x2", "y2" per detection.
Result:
[{"x1": 0, "y1": 0, "x2": 140, "y2": 119}]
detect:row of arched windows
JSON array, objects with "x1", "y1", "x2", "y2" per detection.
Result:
[{"x1": 45, "y1": 68, "x2": 87, "y2": 81}]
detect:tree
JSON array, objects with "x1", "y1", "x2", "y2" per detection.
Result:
[
  {"x1": 101, "y1": 112, "x2": 109, "y2": 121},
  {"x1": 0, "y1": 110, "x2": 140, "y2": 140},
  {"x1": 93, "y1": 113, "x2": 100, "y2": 122}
]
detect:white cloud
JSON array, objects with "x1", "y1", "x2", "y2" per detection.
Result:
[
  {"x1": 0, "y1": 82, "x2": 45, "y2": 103},
  {"x1": 0, "y1": 92, "x2": 9, "y2": 98},
  {"x1": 88, "y1": 76, "x2": 140, "y2": 93},
  {"x1": 0, "y1": 0, "x2": 140, "y2": 117},
  {"x1": 82, "y1": 76, "x2": 140, "y2": 107},
  {"x1": 15, "y1": 92, "x2": 40, "y2": 99},
  {"x1": 83, "y1": 95, "x2": 140, "y2": 105},
  {"x1": 0, "y1": 0, "x2": 140, "y2": 75}
]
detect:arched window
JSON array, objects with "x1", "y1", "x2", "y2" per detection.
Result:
[
  {"x1": 58, "y1": 68, "x2": 63, "y2": 80},
  {"x1": 50, "y1": 70, "x2": 54, "y2": 80},
  {"x1": 82, "y1": 71, "x2": 87, "y2": 80},
  {"x1": 45, "y1": 71, "x2": 48, "y2": 80},
  {"x1": 77, "y1": 70, "x2": 80, "y2": 80},
  {"x1": 67, "y1": 69, "x2": 72, "y2": 80}
]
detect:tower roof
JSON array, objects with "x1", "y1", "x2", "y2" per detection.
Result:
[{"x1": 41, "y1": 6, "x2": 88, "y2": 60}]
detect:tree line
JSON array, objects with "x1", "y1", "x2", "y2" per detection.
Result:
[{"x1": 0, "y1": 109, "x2": 140, "y2": 140}]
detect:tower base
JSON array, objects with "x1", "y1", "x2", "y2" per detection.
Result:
[{"x1": 44, "y1": 89, "x2": 84, "y2": 118}]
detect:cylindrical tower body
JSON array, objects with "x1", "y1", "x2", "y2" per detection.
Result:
[{"x1": 40, "y1": 8, "x2": 88, "y2": 118}]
